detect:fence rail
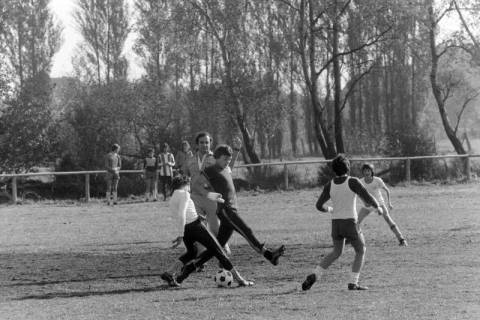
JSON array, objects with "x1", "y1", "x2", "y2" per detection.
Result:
[{"x1": 1, "y1": 154, "x2": 479, "y2": 203}]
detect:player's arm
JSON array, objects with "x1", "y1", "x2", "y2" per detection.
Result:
[
  {"x1": 190, "y1": 171, "x2": 212, "y2": 197},
  {"x1": 348, "y1": 178, "x2": 382, "y2": 214},
  {"x1": 172, "y1": 193, "x2": 187, "y2": 248},
  {"x1": 316, "y1": 182, "x2": 332, "y2": 212},
  {"x1": 380, "y1": 179, "x2": 393, "y2": 209},
  {"x1": 169, "y1": 153, "x2": 175, "y2": 167}
]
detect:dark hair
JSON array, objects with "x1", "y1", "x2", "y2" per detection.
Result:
[
  {"x1": 361, "y1": 163, "x2": 375, "y2": 176},
  {"x1": 195, "y1": 131, "x2": 213, "y2": 145},
  {"x1": 181, "y1": 140, "x2": 191, "y2": 151},
  {"x1": 331, "y1": 154, "x2": 350, "y2": 176},
  {"x1": 171, "y1": 176, "x2": 189, "y2": 194},
  {"x1": 213, "y1": 144, "x2": 233, "y2": 159},
  {"x1": 111, "y1": 143, "x2": 120, "y2": 152},
  {"x1": 162, "y1": 142, "x2": 170, "y2": 151},
  {"x1": 147, "y1": 148, "x2": 154, "y2": 153}
]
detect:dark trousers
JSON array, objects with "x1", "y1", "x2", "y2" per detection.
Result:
[
  {"x1": 194, "y1": 205, "x2": 264, "y2": 267},
  {"x1": 179, "y1": 219, "x2": 233, "y2": 270},
  {"x1": 158, "y1": 175, "x2": 172, "y2": 199}
]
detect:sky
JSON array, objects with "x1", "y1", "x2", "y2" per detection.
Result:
[{"x1": 48, "y1": 0, "x2": 143, "y2": 79}]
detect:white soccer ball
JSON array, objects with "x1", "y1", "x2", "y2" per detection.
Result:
[{"x1": 214, "y1": 269, "x2": 234, "y2": 288}]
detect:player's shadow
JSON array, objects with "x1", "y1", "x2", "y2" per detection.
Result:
[{"x1": 14, "y1": 285, "x2": 186, "y2": 300}]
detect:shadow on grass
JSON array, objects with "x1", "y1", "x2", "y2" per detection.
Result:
[
  {"x1": 6, "y1": 272, "x2": 165, "y2": 287},
  {"x1": 13, "y1": 284, "x2": 187, "y2": 300}
]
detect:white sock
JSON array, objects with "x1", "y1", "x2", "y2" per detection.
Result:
[
  {"x1": 351, "y1": 272, "x2": 360, "y2": 285},
  {"x1": 313, "y1": 266, "x2": 325, "y2": 279}
]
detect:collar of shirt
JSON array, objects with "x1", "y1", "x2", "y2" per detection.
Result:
[{"x1": 197, "y1": 151, "x2": 213, "y2": 170}]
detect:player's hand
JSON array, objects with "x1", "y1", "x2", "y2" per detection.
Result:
[
  {"x1": 171, "y1": 236, "x2": 183, "y2": 248},
  {"x1": 207, "y1": 192, "x2": 225, "y2": 203},
  {"x1": 376, "y1": 207, "x2": 384, "y2": 215},
  {"x1": 231, "y1": 136, "x2": 242, "y2": 151}
]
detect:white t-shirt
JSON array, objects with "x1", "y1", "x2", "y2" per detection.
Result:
[
  {"x1": 169, "y1": 189, "x2": 198, "y2": 237},
  {"x1": 361, "y1": 176, "x2": 386, "y2": 205},
  {"x1": 330, "y1": 178, "x2": 358, "y2": 220}
]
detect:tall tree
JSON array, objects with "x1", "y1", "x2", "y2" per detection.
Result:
[{"x1": 74, "y1": 0, "x2": 129, "y2": 84}]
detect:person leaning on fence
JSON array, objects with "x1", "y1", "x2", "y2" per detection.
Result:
[
  {"x1": 105, "y1": 143, "x2": 121, "y2": 205},
  {"x1": 142, "y1": 148, "x2": 158, "y2": 201},
  {"x1": 158, "y1": 142, "x2": 175, "y2": 201}
]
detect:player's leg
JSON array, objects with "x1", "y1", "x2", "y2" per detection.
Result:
[
  {"x1": 176, "y1": 222, "x2": 234, "y2": 283},
  {"x1": 218, "y1": 206, "x2": 285, "y2": 265},
  {"x1": 105, "y1": 174, "x2": 113, "y2": 205},
  {"x1": 162, "y1": 224, "x2": 197, "y2": 287},
  {"x1": 348, "y1": 221, "x2": 368, "y2": 290},
  {"x1": 194, "y1": 221, "x2": 253, "y2": 286},
  {"x1": 112, "y1": 176, "x2": 119, "y2": 204},
  {"x1": 204, "y1": 200, "x2": 232, "y2": 254},
  {"x1": 302, "y1": 219, "x2": 344, "y2": 291},
  {"x1": 145, "y1": 176, "x2": 152, "y2": 201},
  {"x1": 380, "y1": 204, "x2": 407, "y2": 246},
  {"x1": 357, "y1": 206, "x2": 372, "y2": 226}
]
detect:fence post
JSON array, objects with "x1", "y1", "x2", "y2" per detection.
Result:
[
  {"x1": 12, "y1": 177, "x2": 18, "y2": 204},
  {"x1": 465, "y1": 156, "x2": 471, "y2": 182},
  {"x1": 85, "y1": 174, "x2": 90, "y2": 202},
  {"x1": 405, "y1": 158, "x2": 411, "y2": 184},
  {"x1": 283, "y1": 163, "x2": 289, "y2": 190}
]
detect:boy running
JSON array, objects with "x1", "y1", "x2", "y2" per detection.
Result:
[
  {"x1": 176, "y1": 145, "x2": 285, "y2": 283},
  {"x1": 302, "y1": 154, "x2": 382, "y2": 291},
  {"x1": 358, "y1": 163, "x2": 407, "y2": 246},
  {"x1": 161, "y1": 176, "x2": 252, "y2": 287}
]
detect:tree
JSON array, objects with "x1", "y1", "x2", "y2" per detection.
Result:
[
  {"x1": 74, "y1": 0, "x2": 129, "y2": 84},
  {"x1": 426, "y1": 0, "x2": 467, "y2": 154}
]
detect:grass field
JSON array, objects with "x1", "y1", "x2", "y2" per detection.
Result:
[{"x1": 1, "y1": 184, "x2": 479, "y2": 320}]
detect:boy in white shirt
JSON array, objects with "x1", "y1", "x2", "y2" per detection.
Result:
[
  {"x1": 160, "y1": 176, "x2": 252, "y2": 287},
  {"x1": 302, "y1": 154, "x2": 383, "y2": 291},
  {"x1": 358, "y1": 163, "x2": 407, "y2": 246}
]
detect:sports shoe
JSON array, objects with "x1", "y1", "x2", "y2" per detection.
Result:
[
  {"x1": 176, "y1": 263, "x2": 196, "y2": 284},
  {"x1": 265, "y1": 245, "x2": 285, "y2": 266},
  {"x1": 161, "y1": 272, "x2": 179, "y2": 287},
  {"x1": 302, "y1": 273, "x2": 317, "y2": 291},
  {"x1": 348, "y1": 283, "x2": 368, "y2": 290},
  {"x1": 399, "y1": 239, "x2": 408, "y2": 246}
]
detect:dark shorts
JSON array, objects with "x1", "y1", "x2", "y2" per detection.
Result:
[{"x1": 331, "y1": 219, "x2": 360, "y2": 241}]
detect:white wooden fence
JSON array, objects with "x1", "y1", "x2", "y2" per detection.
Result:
[{"x1": 1, "y1": 154, "x2": 479, "y2": 203}]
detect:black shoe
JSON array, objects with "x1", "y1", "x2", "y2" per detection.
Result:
[
  {"x1": 266, "y1": 245, "x2": 285, "y2": 266},
  {"x1": 348, "y1": 283, "x2": 368, "y2": 290},
  {"x1": 399, "y1": 239, "x2": 408, "y2": 246},
  {"x1": 161, "y1": 272, "x2": 179, "y2": 287},
  {"x1": 176, "y1": 263, "x2": 196, "y2": 284},
  {"x1": 302, "y1": 274, "x2": 317, "y2": 291}
]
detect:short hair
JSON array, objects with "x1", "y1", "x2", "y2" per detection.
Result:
[
  {"x1": 147, "y1": 148, "x2": 154, "y2": 154},
  {"x1": 361, "y1": 163, "x2": 375, "y2": 176},
  {"x1": 181, "y1": 140, "x2": 191, "y2": 150},
  {"x1": 195, "y1": 131, "x2": 212, "y2": 145},
  {"x1": 162, "y1": 142, "x2": 170, "y2": 151},
  {"x1": 171, "y1": 175, "x2": 190, "y2": 193},
  {"x1": 111, "y1": 143, "x2": 120, "y2": 152},
  {"x1": 331, "y1": 154, "x2": 350, "y2": 176},
  {"x1": 213, "y1": 144, "x2": 233, "y2": 159}
]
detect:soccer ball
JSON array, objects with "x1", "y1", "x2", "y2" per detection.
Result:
[{"x1": 214, "y1": 269, "x2": 234, "y2": 288}]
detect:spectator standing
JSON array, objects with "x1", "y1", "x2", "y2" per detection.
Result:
[
  {"x1": 175, "y1": 140, "x2": 194, "y2": 175},
  {"x1": 105, "y1": 143, "x2": 121, "y2": 205},
  {"x1": 158, "y1": 142, "x2": 175, "y2": 201},
  {"x1": 142, "y1": 148, "x2": 158, "y2": 201}
]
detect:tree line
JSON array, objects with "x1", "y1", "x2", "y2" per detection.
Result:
[{"x1": 1, "y1": 0, "x2": 479, "y2": 174}]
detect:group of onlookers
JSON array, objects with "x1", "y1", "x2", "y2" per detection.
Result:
[{"x1": 104, "y1": 140, "x2": 195, "y2": 204}]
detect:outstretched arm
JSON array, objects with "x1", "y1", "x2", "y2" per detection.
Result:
[{"x1": 348, "y1": 178, "x2": 381, "y2": 212}]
